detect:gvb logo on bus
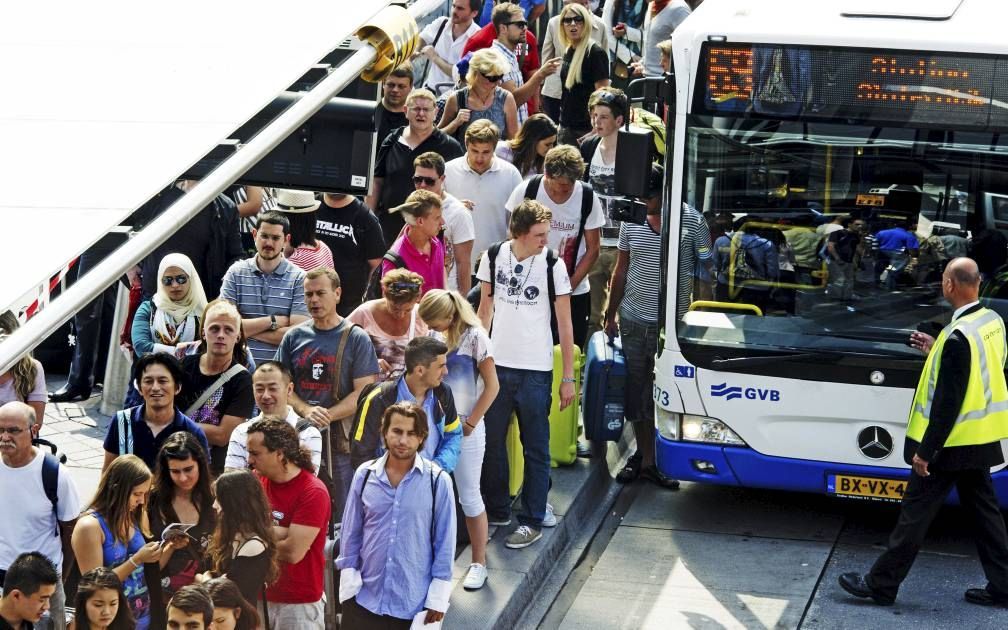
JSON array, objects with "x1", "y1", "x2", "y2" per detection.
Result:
[{"x1": 710, "y1": 383, "x2": 781, "y2": 402}]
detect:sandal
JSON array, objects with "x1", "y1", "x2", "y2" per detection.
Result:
[
  {"x1": 616, "y1": 453, "x2": 642, "y2": 483},
  {"x1": 641, "y1": 465, "x2": 681, "y2": 490}
]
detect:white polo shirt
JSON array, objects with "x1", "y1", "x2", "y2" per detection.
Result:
[
  {"x1": 420, "y1": 17, "x2": 481, "y2": 94},
  {"x1": 444, "y1": 155, "x2": 524, "y2": 277}
]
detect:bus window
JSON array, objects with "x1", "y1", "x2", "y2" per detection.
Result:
[{"x1": 675, "y1": 117, "x2": 1008, "y2": 361}]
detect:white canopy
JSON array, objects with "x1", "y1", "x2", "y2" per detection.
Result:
[{"x1": 0, "y1": 1, "x2": 390, "y2": 312}]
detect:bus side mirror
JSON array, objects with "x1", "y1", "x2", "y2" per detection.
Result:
[{"x1": 614, "y1": 126, "x2": 654, "y2": 198}]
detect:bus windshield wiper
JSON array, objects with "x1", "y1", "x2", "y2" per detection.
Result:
[{"x1": 711, "y1": 350, "x2": 843, "y2": 369}]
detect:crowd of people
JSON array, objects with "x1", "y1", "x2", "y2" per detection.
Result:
[{"x1": 0, "y1": 1, "x2": 708, "y2": 629}]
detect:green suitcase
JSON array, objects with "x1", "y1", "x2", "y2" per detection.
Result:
[{"x1": 550, "y1": 344, "x2": 583, "y2": 467}]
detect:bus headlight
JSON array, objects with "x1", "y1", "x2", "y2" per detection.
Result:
[
  {"x1": 681, "y1": 415, "x2": 746, "y2": 446},
  {"x1": 655, "y1": 407, "x2": 679, "y2": 440}
]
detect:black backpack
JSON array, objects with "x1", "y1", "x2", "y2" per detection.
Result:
[
  {"x1": 523, "y1": 175, "x2": 594, "y2": 277},
  {"x1": 33, "y1": 438, "x2": 66, "y2": 537},
  {"x1": 834, "y1": 230, "x2": 860, "y2": 263},
  {"x1": 204, "y1": 195, "x2": 242, "y2": 299},
  {"x1": 363, "y1": 251, "x2": 406, "y2": 302}
]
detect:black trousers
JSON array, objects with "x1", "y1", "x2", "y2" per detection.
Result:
[
  {"x1": 868, "y1": 467, "x2": 1008, "y2": 600},
  {"x1": 341, "y1": 597, "x2": 412, "y2": 630},
  {"x1": 541, "y1": 95, "x2": 561, "y2": 124},
  {"x1": 66, "y1": 249, "x2": 117, "y2": 391},
  {"x1": 570, "y1": 292, "x2": 590, "y2": 351}
]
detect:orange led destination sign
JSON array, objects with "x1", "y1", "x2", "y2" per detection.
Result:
[
  {"x1": 707, "y1": 46, "x2": 753, "y2": 105},
  {"x1": 857, "y1": 57, "x2": 986, "y2": 106},
  {"x1": 700, "y1": 44, "x2": 1005, "y2": 129}
]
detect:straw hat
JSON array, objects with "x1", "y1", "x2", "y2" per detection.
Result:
[{"x1": 275, "y1": 188, "x2": 320, "y2": 213}]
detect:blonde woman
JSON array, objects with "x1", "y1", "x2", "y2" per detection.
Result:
[
  {"x1": 418, "y1": 289, "x2": 499, "y2": 591},
  {"x1": 0, "y1": 311, "x2": 47, "y2": 423},
  {"x1": 557, "y1": 3, "x2": 611, "y2": 145},
  {"x1": 348, "y1": 269, "x2": 428, "y2": 382},
  {"x1": 439, "y1": 48, "x2": 520, "y2": 143}
]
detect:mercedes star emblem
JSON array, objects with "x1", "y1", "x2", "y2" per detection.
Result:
[{"x1": 857, "y1": 426, "x2": 893, "y2": 460}]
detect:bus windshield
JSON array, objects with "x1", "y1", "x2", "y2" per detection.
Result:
[{"x1": 676, "y1": 115, "x2": 1008, "y2": 362}]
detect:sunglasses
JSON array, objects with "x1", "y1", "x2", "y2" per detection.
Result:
[
  {"x1": 561, "y1": 16, "x2": 585, "y2": 25},
  {"x1": 389, "y1": 282, "x2": 422, "y2": 292},
  {"x1": 412, "y1": 175, "x2": 438, "y2": 186},
  {"x1": 161, "y1": 275, "x2": 189, "y2": 286},
  {"x1": 507, "y1": 20, "x2": 528, "y2": 29},
  {"x1": 482, "y1": 73, "x2": 504, "y2": 83}
]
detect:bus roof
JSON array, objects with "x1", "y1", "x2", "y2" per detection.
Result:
[{"x1": 680, "y1": 0, "x2": 1008, "y2": 54}]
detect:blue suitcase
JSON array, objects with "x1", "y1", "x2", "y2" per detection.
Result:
[{"x1": 582, "y1": 332, "x2": 627, "y2": 441}]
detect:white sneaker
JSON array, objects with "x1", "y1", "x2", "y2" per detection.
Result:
[
  {"x1": 463, "y1": 563, "x2": 488, "y2": 590},
  {"x1": 542, "y1": 503, "x2": 557, "y2": 528}
]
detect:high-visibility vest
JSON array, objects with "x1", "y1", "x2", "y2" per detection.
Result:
[{"x1": 907, "y1": 307, "x2": 1008, "y2": 447}]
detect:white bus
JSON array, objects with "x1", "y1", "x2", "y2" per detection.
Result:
[{"x1": 653, "y1": 0, "x2": 1008, "y2": 504}]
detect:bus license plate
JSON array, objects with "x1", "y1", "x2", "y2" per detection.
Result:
[{"x1": 827, "y1": 474, "x2": 906, "y2": 502}]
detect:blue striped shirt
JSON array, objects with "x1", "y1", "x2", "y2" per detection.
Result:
[{"x1": 219, "y1": 257, "x2": 308, "y2": 365}]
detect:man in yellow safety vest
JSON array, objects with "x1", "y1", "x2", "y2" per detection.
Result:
[{"x1": 839, "y1": 257, "x2": 1008, "y2": 607}]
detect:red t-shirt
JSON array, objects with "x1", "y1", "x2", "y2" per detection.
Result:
[
  {"x1": 462, "y1": 25, "x2": 541, "y2": 114},
  {"x1": 261, "y1": 470, "x2": 331, "y2": 603}
]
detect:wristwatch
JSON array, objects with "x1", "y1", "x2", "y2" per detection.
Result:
[
  {"x1": 561, "y1": 377, "x2": 576, "y2": 384},
  {"x1": 269, "y1": 314, "x2": 278, "y2": 331}
]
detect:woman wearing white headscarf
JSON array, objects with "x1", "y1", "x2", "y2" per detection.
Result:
[
  {"x1": 125, "y1": 254, "x2": 208, "y2": 406},
  {"x1": 131, "y1": 253, "x2": 208, "y2": 357}
]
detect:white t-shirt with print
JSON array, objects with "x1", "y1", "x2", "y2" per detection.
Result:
[
  {"x1": 588, "y1": 147, "x2": 620, "y2": 248},
  {"x1": 476, "y1": 241, "x2": 572, "y2": 371},
  {"x1": 441, "y1": 193, "x2": 476, "y2": 291},
  {"x1": 433, "y1": 325, "x2": 493, "y2": 419},
  {"x1": 0, "y1": 449, "x2": 81, "y2": 570},
  {"x1": 504, "y1": 179, "x2": 605, "y2": 295}
]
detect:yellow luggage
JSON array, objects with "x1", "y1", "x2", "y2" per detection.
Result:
[
  {"x1": 507, "y1": 413, "x2": 524, "y2": 497},
  {"x1": 549, "y1": 344, "x2": 583, "y2": 466}
]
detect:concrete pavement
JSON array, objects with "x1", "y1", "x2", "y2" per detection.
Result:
[
  {"x1": 39, "y1": 375, "x2": 112, "y2": 503},
  {"x1": 554, "y1": 483, "x2": 1008, "y2": 629}
]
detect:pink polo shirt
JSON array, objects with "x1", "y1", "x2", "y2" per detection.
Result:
[{"x1": 383, "y1": 227, "x2": 446, "y2": 294}]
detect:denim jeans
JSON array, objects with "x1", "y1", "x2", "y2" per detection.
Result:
[
  {"x1": 877, "y1": 250, "x2": 909, "y2": 290},
  {"x1": 332, "y1": 452, "x2": 354, "y2": 525},
  {"x1": 618, "y1": 311, "x2": 659, "y2": 425},
  {"x1": 481, "y1": 366, "x2": 552, "y2": 528},
  {"x1": 826, "y1": 259, "x2": 855, "y2": 299}
]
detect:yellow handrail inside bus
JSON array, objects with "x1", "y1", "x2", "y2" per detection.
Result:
[{"x1": 688, "y1": 301, "x2": 764, "y2": 316}]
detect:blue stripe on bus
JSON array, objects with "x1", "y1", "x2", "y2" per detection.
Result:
[{"x1": 655, "y1": 435, "x2": 1008, "y2": 507}]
